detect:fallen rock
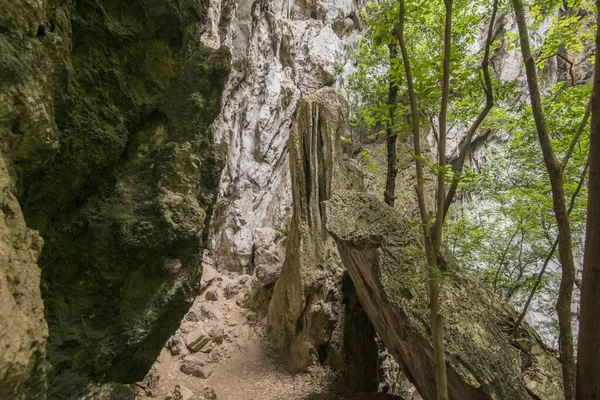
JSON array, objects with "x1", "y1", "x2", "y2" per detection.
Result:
[
  {"x1": 225, "y1": 274, "x2": 253, "y2": 300},
  {"x1": 254, "y1": 250, "x2": 282, "y2": 284},
  {"x1": 199, "y1": 303, "x2": 222, "y2": 321},
  {"x1": 201, "y1": 256, "x2": 218, "y2": 292},
  {"x1": 209, "y1": 326, "x2": 226, "y2": 344},
  {"x1": 167, "y1": 384, "x2": 194, "y2": 400},
  {"x1": 186, "y1": 328, "x2": 213, "y2": 353},
  {"x1": 209, "y1": 348, "x2": 224, "y2": 363},
  {"x1": 166, "y1": 334, "x2": 188, "y2": 356},
  {"x1": 200, "y1": 342, "x2": 216, "y2": 354},
  {"x1": 235, "y1": 277, "x2": 256, "y2": 306},
  {"x1": 325, "y1": 191, "x2": 564, "y2": 400},
  {"x1": 180, "y1": 360, "x2": 212, "y2": 379},
  {"x1": 253, "y1": 227, "x2": 277, "y2": 250},
  {"x1": 205, "y1": 289, "x2": 219, "y2": 301},
  {"x1": 224, "y1": 282, "x2": 241, "y2": 299},
  {"x1": 185, "y1": 311, "x2": 200, "y2": 322},
  {"x1": 202, "y1": 387, "x2": 217, "y2": 399},
  {"x1": 245, "y1": 226, "x2": 285, "y2": 311}
]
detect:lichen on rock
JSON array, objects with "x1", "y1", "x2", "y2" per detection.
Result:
[{"x1": 325, "y1": 190, "x2": 564, "y2": 400}]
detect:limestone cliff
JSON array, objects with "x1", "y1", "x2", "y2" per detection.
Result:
[
  {"x1": 208, "y1": 0, "x2": 365, "y2": 271},
  {"x1": 0, "y1": 156, "x2": 48, "y2": 400},
  {"x1": 0, "y1": 0, "x2": 230, "y2": 398}
]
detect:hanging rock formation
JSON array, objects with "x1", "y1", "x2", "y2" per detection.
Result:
[
  {"x1": 266, "y1": 87, "x2": 374, "y2": 392},
  {"x1": 0, "y1": 0, "x2": 230, "y2": 398},
  {"x1": 325, "y1": 191, "x2": 564, "y2": 400}
]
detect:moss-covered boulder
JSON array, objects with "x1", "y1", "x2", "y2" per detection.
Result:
[
  {"x1": 0, "y1": 0, "x2": 230, "y2": 398},
  {"x1": 325, "y1": 191, "x2": 564, "y2": 400}
]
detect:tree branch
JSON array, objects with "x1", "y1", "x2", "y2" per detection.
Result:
[
  {"x1": 442, "y1": 0, "x2": 499, "y2": 221},
  {"x1": 512, "y1": 159, "x2": 589, "y2": 337},
  {"x1": 562, "y1": 100, "x2": 591, "y2": 170}
]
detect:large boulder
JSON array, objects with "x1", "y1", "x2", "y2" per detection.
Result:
[
  {"x1": 325, "y1": 191, "x2": 564, "y2": 400},
  {"x1": 0, "y1": 0, "x2": 230, "y2": 398}
]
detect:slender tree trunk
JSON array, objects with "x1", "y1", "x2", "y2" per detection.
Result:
[
  {"x1": 435, "y1": 0, "x2": 452, "y2": 255},
  {"x1": 513, "y1": 160, "x2": 588, "y2": 336},
  {"x1": 395, "y1": 0, "x2": 429, "y2": 236},
  {"x1": 511, "y1": 0, "x2": 576, "y2": 397},
  {"x1": 396, "y1": 0, "x2": 451, "y2": 398},
  {"x1": 384, "y1": 43, "x2": 399, "y2": 207},
  {"x1": 576, "y1": 2, "x2": 600, "y2": 398},
  {"x1": 428, "y1": 4, "x2": 452, "y2": 397},
  {"x1": 443, "y1": 0, "x2": 498, "y2": 219}
]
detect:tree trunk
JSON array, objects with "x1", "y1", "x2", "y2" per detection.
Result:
[
  {"x1": 384, "y1": 43, "x2": 399, "y2": 207},
  {"x1": 396, "y1": 0, "x2": 451, "y2": 398},
  {"x1": 576, "y1": 2, "x2": 600, "y2": 398},
  {"x1": 429, "y1": 1, "x2": 452, "y2": 399},
  {"x1": 511, "y1": 0, "x2": 576, "y2": 398},
  {"x1": 443, "y1": 0, "x2": 497, "y2": 219}
]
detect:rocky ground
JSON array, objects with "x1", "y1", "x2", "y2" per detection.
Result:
[
  {"x1": 135, "y1": 234, "x2": 350, "y2": 400},
  {"x1": 134, "y1": 225, "x2": 422, "y2": 400}
]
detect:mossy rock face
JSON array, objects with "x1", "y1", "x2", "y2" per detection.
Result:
[
  {"x1": 325, "y1": 191, "x2": 564, "y2": 400},
  {"x1": 0, "y1": 0, "x2": 230, "y2": 398}
]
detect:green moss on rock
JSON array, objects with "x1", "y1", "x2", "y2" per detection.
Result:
[
  {"x1": 0, "y1": 0, "x2": 230, "y2": 398},
  {"x1": 325, "y1": 191, "x2": 564, "y2": 400}
]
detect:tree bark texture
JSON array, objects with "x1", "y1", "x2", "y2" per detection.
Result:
[
  {"x1": 511, "y1": 0, "x2": 576, "y2": 397},
  {"x1": 576, "y1": 2, "x2": 600, "y2": 398}
]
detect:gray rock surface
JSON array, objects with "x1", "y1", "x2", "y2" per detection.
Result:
[
  {"x1": 208, "y1": 0, "x2": 364, "y2": 272},
  {"x1": 325, "y1": 190, "x2": 564, "y2": 400}
]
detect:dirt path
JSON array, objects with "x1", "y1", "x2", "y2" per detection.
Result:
[{"x1": 136, "y1": 266, "x2": 341, "y2": 400}]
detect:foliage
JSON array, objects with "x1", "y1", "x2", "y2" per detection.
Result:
[
  {"x1": 444, "y1": 79, "x2": 591, "y2": 346},
  {"x1": 349, "y1": 0, "x2": 595, "y2": 348}
]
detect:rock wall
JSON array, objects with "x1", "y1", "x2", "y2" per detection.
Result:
[
  {"x1": 0, "y1": 156, "x2": 48, "y2": 399},
  {"x1": 0, "y1": 0, "x2": 230, "y2": 398},
  {"x1": 325, "y1": 191, "x2": 564, "y2": 400},
  {"x1": 208, "y1": 0, "x2": 364, "y2": 272}
]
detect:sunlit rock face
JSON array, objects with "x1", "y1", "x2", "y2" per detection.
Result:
[
  {"x1": 0, "y1": 156, "x2": 47, "y2": 400},
  {"x1": 208, "y1": 0, "x2": 366, "y2": 272}
]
